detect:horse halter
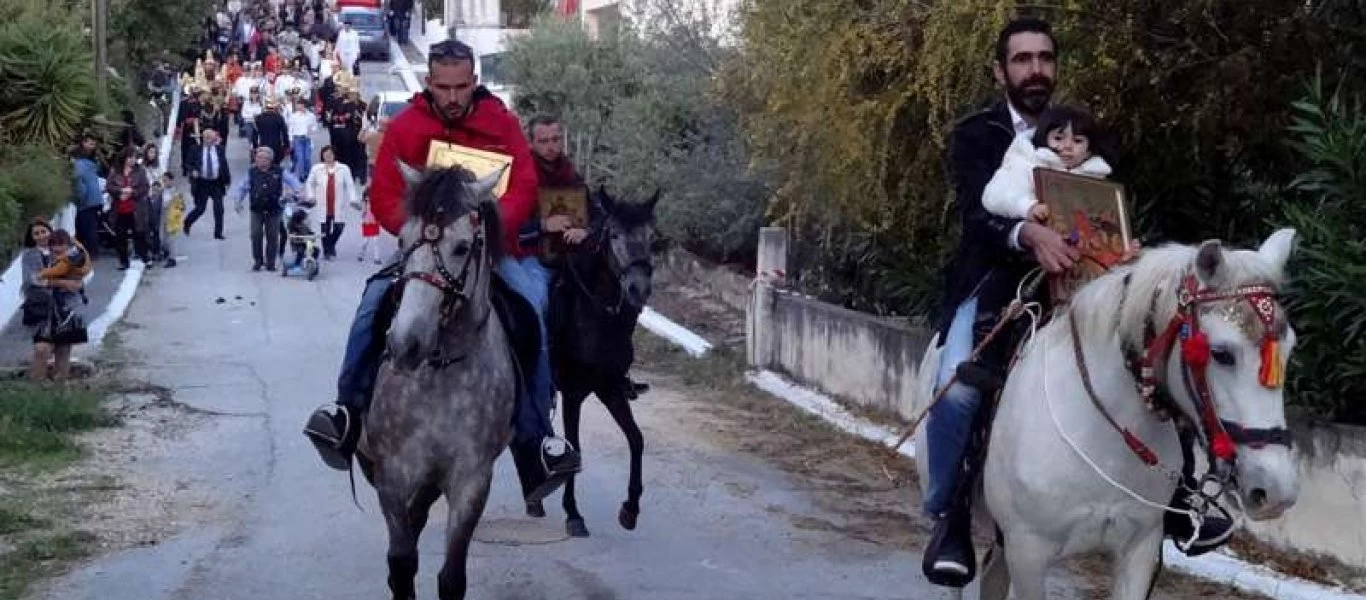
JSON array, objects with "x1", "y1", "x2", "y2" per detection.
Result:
[
  {"x1": 396, "y1": 212, "x2": 485, "y2": 364},
  {"x1": 1127, "y1": 273, "x2": 1293, "y2": 466},
  {"x1": 568, "y1": 223, "x2": 652, "y2": 316}
]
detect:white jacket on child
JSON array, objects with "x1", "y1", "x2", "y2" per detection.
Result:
[{"x1": 983, "y1": 132, "x2": 1113, "y2": 219}]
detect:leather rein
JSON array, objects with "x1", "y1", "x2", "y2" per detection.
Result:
[
  {"x1": 1070, "y1": 272, "x2": 1293, "y2": 477},
  {"x1": 566, "y1": 224, "x2": 651, "y2": 317},
  {"x1": 394, "y1": 212, "x2": 488, "y2": 368}
]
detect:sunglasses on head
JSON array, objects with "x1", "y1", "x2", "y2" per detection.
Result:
[{"x1": 428, "y1": 40, "x2": 474, "y2": 61}]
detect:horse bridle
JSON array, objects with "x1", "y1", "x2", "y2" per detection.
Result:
[
  {"x1": 1077, "y1": 271, "x2": 1293, "y2": 476},
  {"x1": 567, "y1": 223, "x2": 651, "y2": 316},
  {"x1": 395, "y1": 212, "x2": 486, "y2": 367}
]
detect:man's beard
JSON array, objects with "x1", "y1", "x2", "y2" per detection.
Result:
[{"x1": 1006, "y1": 75, "x2": 1055, "y2": 117}]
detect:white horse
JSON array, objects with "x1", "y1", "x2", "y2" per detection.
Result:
[{"x1": 916, "y1": 229, "x2": 1301, "y2": 599}]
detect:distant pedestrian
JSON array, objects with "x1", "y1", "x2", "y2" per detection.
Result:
[
  {"x1": 252, "y1": 97, "x2": 290, "y2": 167},
  {"x1": 141, "y1": 142, "x2": 161, "y2": 172},
  {"x1": 71, "y1": 134, "x2": 103, "y2": 259},
  {"x1": 104, "y1": 150, "x2": 152, "y2": 270},
  {"x1": 149, "y1": 172, "x2": 180, "y2": 267},
  {"x1": 233, "y1": 146, "x2": 303, "y2": 272},
  {"x1": 357, "y1": 198, "x2": 381, "y2": 264},
  {"x1": 185, "y1": 128, "x2": 232, "y2": 239},
  {"x1": 303, "y1": 145, "x2": 359, "y2": 259},
  {"x1": 286, "y1": 97, "x2": 319, "y2": 180}
]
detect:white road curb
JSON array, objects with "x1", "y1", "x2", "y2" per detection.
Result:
[
  {"x1": 637, "y1": 304, "x2": 1365, "y2": 599},
  {"x1": 639, "y1": 306, "x2": 712, "y2": 357},
  {"x1": 389, "y1": 39, "x2": 423, "y2": 93},
  {"x1": 79, "y1": 261, "x2": 146, "y2": 354}
]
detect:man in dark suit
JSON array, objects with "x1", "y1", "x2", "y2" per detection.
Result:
[
  {"x1": 184, "y1": 128, "x2": 231, "y2": 239},
  {"x1": 920, "y1": 17, "x2": 1232, "y2": 587},
  {"x1": 252, "y1": 97, "x2": 290, "y2": 168}
]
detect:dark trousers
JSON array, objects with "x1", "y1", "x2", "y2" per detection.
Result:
[
  {"x1": 111, "y1": 212, "x2": 148, "y2": 267},
  {"x1": 186, "y1": 180, "x2": 225, "y2": 237},
  {"x1": 249, "y1": 210, "x2": 281, "y2": 268},
  {"x1": 321, "y1": 216, "x2": 345, "y2": 257},
  {"x1": 75, "y1": 206, "x2": 101, "y2": 259}
]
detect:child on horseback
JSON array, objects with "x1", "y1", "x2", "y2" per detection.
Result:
[
  {"x1": 982, "y1": 105, "x2": 1113, "y2": 223},
  {"x1": 302, "y1": 40, "x2": 582, "y2": 504},
  {"x1": 923, "y1": 18, "x2": 1232, "y2": 587}
]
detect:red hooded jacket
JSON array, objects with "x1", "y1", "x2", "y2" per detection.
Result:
[{"x1": 370, "y1": 89, "x2": 539, "y2": 258}]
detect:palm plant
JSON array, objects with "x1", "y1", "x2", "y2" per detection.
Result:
[{"x1": 0, "y1": 5, "x2": 96, "y2": 150}]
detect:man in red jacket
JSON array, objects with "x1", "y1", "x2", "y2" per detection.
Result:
[{"x1": 303, "y1": 40, "x2": 581, "y2": 503}]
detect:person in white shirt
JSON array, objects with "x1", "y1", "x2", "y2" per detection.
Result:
[
  {"x1": 240, "y1": 88, "x2": 265, "y2": 144},
  {"x1": 286, "y1": 98, "x2": 319, "y2": 181},
  {"x1": 335, "y1": 21, "x2": 360, "y2": 76},
  {"x1": 303, "y1": 144, "x2": 359, "y2": 259},
  {"x1": 303, "y1": 34, "x2": 322, "y2": 76}
]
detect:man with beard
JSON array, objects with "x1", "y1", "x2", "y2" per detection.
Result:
[
  {"x1": 302, "y1": 39, "x2": 582, "y2": 510},
  {"x1": 919, "y1": 17, "x2": 1233, "y2": 587}
]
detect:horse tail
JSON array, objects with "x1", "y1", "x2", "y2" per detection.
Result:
[{"x1": 912, "y1": 333, "x2": 942, "y2": 487}]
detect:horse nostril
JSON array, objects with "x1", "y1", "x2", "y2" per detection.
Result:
[{"x1": 1250, "y1": 488, "x2": 1269, "y2": 509}]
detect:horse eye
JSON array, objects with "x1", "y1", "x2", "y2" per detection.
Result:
[
  {"x1": 1212, "y1": 347, "x2": 1236, "y2": 367},
  {"x1": 452, "y1": 241, "x2": 470, "y2": 256}
]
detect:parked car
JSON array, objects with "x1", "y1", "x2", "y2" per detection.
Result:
[{"x1": 338, "y1": 7, "x2": 390, "y2": 61}]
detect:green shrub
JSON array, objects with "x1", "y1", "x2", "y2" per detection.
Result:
[
  {"x1": 0, "y1": 2, "x2": 97, "y2": 149},
  {"x1": 725, "y1": 0, "x2": 1339, "y2": 315},
  {"x1": 506, "y1": 3, "x2": 767, "y2": 263},
  {"x1": 1279, "y1": 78, "x2": 1366, "y2": 424}
]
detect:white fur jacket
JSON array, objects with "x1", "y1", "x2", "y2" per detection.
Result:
[{"x1": 982, "y1": 132, "x2": 1113, "y2": 219}]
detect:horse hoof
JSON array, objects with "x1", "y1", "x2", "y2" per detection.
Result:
[
  {"x1": 618, "y1": 504, "x2": 639, "y2": 531},
  {"x1": 566, "y1": 518, "x2": 590, "y2": 538},
  {"x1": 525, "y1": 500, "x2": 545, "y2": 518}
]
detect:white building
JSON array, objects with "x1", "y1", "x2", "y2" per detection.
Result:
[{"x1": 578, "y1": 0, "x2": 741, "y2": 44}]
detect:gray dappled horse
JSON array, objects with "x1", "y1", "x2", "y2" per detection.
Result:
[
  {"x1": 543, "y1": 189, "x2": 658, "y2": 538},
  {"x1": 356, "y1": 166, "x2": 511, "y2": 600}
]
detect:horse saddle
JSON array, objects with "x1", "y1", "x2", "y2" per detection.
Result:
[{"x1": 490, "y1": 272, "x2": 541, "y2": 396}]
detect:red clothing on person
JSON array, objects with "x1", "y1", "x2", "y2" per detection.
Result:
[
  {"x1": 369, "y1": 89, "x2": 539, "y2": 258},
  {"x1": 325, "y1": 170, "x2": 336, "y2": 217},
  {"x1": 264, "y1": 54, "x2": 282, "y2": 75}
]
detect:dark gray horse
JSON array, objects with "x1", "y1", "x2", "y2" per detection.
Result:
[
  {"x1": 544, "y1": 189, "x2": 658, "y2": 537},
  {"x1": 356, "y1": 165, "x2": 511, "y2": 600}
]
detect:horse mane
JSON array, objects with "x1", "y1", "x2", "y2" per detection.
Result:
[
  {"x1": 1068, "y1": 242, "x2": 1286, "y2": 352},
  {"x1": 404, "y1": 166, "x2": 503, "y2": 260}
]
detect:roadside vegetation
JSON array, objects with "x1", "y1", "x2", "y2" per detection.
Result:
[
  {"x1": 507, "y1": 0, "x2": 1366, "y2": 425},
  {"x1": 0, "y1": 381, "x2": 117, "y2": 599}
]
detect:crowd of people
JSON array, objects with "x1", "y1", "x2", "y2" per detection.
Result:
[{"x1": 176, "y1": 0, "x2": 380, "y2": 271}]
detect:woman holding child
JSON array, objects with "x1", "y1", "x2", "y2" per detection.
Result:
[{"x1": 19, "y1": 219, "x2": 90, "y2": 382}]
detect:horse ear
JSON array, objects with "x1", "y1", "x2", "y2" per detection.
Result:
[
  {"x1": 395, "y1": 159, "x2": 422, "y2": 188},
  {"x1": 1257, "y1": 228, "x2": 1297, "y2": 275},
  {"x1": 467, "y1": 165, "x2": 506, "y2": 200},
  {"x1": 598, "y1": 186, "x2": 616, "y2": 214},
  {"x1": 1195, "y1": 239, "x2": 1224, "y2": 284},
  {"x1": 646, "y1": 188, "x2": 661, "y2": 213}
]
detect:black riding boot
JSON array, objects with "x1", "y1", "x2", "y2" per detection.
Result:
[
  {"x1": 304, "y1": 403, "x2": 362, "y2": 470},
  {"x1": 923, "y1": 501, "x2": 976, "y2": 587},
  {"x1": 1163, "y1": 425, "x2": 1235, "y2": 555}
]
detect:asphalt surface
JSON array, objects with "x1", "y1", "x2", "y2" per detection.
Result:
[{"x1": 21, "y1": 56, "x2": 1006, "y2": 600}]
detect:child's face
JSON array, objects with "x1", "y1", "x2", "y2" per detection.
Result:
[
  {"x1": 51, "y1": 241, "x2": 69, "y2": 255},
  {"x1": 1047, "y1": 124, "x2": 1092, "y2": 169}
]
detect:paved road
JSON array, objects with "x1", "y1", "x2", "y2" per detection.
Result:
[{"x1": 26, "y1": 59, "x2": 1094, "y2": 600}]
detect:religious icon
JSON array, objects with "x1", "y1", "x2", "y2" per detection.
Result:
[
  {"x1": 424, "y1": 141, "x2": 512, "y2": 198},
  {"x1": 1034, "y1": 168, "x2": 1133, "y2": 304},
  {"x1": 538, "y1": 187, "x2": 588, "y2": 260}
]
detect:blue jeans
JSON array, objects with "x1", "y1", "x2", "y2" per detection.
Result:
[
  {"x1": 334, "y1": 256, "x2": 556, "y2": 445},
  {"x1": 291, "y1": 136, "x2": 312, "y2": 181},
  {"x1": 923, "y1": 296, "x2": 983, "y2": 517},
  {"x1": 497, "y1": 256, "x2": 555, "y2": 445}
]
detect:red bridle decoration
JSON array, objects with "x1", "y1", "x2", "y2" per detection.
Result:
[{"x1": 1135, "y1": 274, "x2": 1283, "y2": 464}]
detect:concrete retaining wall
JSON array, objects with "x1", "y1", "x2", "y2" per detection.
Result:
[
  {"x1": 767, "y1": 291, "x2": 932, "y2": 420},
  {"x1": 655, "y1": 246, "x2": 752, "y2": 313}
]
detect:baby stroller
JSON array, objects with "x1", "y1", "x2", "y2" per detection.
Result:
[{"x1": 282, "y1": 197, "x2": 322, "y2": 280}]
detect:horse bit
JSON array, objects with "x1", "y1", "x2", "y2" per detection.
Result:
[{"x1": 395, "y1": 212, "x2": 485, "y2": 367}]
